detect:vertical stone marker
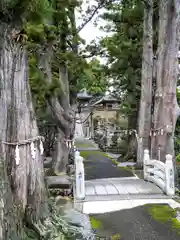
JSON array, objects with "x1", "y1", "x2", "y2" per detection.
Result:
[
  {"x1": 165, "y1": 154, "x2": 175, "y2": 196},
  {"x1": 75, "y1": 151, "x2": 85, "y2": 200},
  {"x1": 143, "y1": 149, "x2": 150, "y2": 180}
]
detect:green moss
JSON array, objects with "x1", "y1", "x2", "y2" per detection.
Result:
[
  {"x1": 111, "y1": 159, "x2": 118, "y2": 165},
  {"x1": 109, "y1": 158, "x2": 134, "y2": 172},
  {"x1": 84, "y1": 165, "x2": 94, "y2": 169},
  {"x1": 146, "y1": 204, "x2": 180, "y2": 234},
  {"x1": 111, "y1": 233, "x2": 121, "y2": 240},
  {"x1": 75, "y1": 142, "x2": 94, "y2": 148},
  {"x1": 80, "y1": 150, "x2": 107, "y2": 159},
  {"x1": 90, "y1": 216, "x2": 102, "y2": 229},
  {"x1": 80, "y1": 151, "x2": 90, "y2": 158},
  {"x1": 95, "y1": 151, "x2": 108, "y2": 157},
  {"x1": 118, "y1": 166, "x2": 134, "y2": 172}
]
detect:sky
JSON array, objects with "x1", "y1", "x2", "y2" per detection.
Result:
[
  {"x1": 75, "y1": 1, "x2": 107, "y2": 45},
  {"x1": 75, "y1": 1, "x2": 113, "y2": 94}
]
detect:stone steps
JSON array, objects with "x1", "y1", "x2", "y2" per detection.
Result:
[{"x1": 46, "y1": 175, "x2": 72, "y2": 189}]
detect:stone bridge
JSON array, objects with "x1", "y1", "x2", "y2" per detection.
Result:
[{"x1": 74, "y1": 118, "x2": 178, "y2": 215}]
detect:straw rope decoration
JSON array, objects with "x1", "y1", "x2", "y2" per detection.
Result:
[{"x1": 2, "y1": 136, "x2": 44, "y2": 165}]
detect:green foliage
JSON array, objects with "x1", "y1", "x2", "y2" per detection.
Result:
[
  {"x1": 176, "y1": 154, "x2": 180, "y2": 164},
  {"x1": 0, "y1": 0, "x2": 52, "y2": 23},
  {"x1": 25, "y1": 23, "x2": 57, "y2": 46},
  {"x1": 98, "y1": 0, "x2": 143, "y2": 128},
  {"x1": 29, "y1": 55, "x2": 48, "y2": 110},
  {"x1": 26, "y1": 0, "x2": 53, "y2": 23},
  {"x1": 75, "y1": 58, "x2": 107, "y2": 94},
  {"x1": 29, "y1": 53, "x2": 63, "y2": 112},
  {"x1": 24, "y1": 0, "x2": 107, "y2": 112}
]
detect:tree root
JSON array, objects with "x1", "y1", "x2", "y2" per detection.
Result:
[{"x1": 24, "y1": 199, "x2": 94, "y2": 240}]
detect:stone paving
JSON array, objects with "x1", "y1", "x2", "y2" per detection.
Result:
[
  {"x1": 85, "y1": 177, "x2": 164, "y2": 201},
  {"x1": 74, "y1": 122, "x2": 180, "y2": 239},
  {"x1": 75, "y1": 138, "x2": 166, "y2": 204},
  {"x1": 90, "y1": 204, "x2": 180, "y2": 240}
]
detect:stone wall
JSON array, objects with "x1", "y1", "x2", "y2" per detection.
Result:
[
  {"x1": 94, "y1": 129, "x2": 126, "y2": 154},
  {"x1": 92, "y1": 110, "x2": 117, "y2": 121}
]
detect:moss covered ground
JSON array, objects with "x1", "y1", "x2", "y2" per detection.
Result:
[
  {"x1": 145, "y1": 204, "x2": 180, "y2": 235},
  {"x1": 80, "y1": 150, "x2": 108, "y2": 159}
]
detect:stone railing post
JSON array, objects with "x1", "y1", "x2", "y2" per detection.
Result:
[
  {"x1": 75, "y1": 150, "x2": 85, "y2": 200},
  {"x1": 143, "y1": 149, "x2": 150, "y2": 180},
  {"x1": 165, "y1": 154, "x2": 175, "y2": 196}
]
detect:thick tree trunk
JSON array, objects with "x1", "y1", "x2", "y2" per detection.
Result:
[
  {"x1": 0, "y1": 143, "x2": 23, "y2": 239},
  {"x1": 59, "y1": 64, "x2": 70, "y2": 110},
  {"x1": 51, "y1": 65, "x2": 74, "y2": 174},
  {"x1": 124, "y1": 103, "x2": 139, "y2": 161},
  {"x1": 137, "y1": 0, "x2": 153, "y2": 163},
  {"x1": 151, "y1": 0, "x2": 180, "y2": 161},
  {"x1": 0, "y1": 24, "x2": 48, "y2": 223},
  {"x1": 38, "y1": 50, "x2": 74, "y2": 174}
]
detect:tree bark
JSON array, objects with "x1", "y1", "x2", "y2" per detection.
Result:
[
  {"x1": 137, "y1": 0, "x2": 153, "y2": 163},
  {"x1": 151, "y1": 0, "x2": 180, "y2": 161},
  {"x1": 0, "y1": 24, "x2": 48, "y2": 223},
  {"x1": 59, "y1": 64, "x2": 70, "y2": 109},
  {"x1": 38, "y1": 49, "x2": 74, "y2": 174},
  {"x1": 0, "y1": 143, "x2": 24, "y2": 240}
]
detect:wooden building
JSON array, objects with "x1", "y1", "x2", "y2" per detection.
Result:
[{"x1": 91, "y1": 95, "x2": 120, "y2": 122}]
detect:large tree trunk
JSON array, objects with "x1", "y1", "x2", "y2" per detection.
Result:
[
  {"x1": 38, "y1": 50, "x2": 74, "y2": 174},
  {"x1": 0, "y1": 24, "x2": 48, "y2": 223},
  {"x1": 0, "y1": 143, "x2": 24, "y2": 239},
  {"x1": 151, "y1": 0, "x2": 180, "y2": 161},
  {"x1": 124, "y1": 101, "x2": 139, "y2": 161},
  {"x1": 59, "y1": 64, "x2": 70, "y2": 110},
  {"x1": 137, "y1": 0, "x2": 153, "y2": 163}
]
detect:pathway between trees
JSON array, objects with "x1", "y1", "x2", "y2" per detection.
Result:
[
  {"x1": 75, "y1": 138, "x2": 180, "y2": 240},
  {"x1": 76, "y1": 138, "x2": 133, "y2": 181}
]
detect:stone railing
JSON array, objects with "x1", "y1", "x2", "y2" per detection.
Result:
[{"x1": 143, "y1": 149, "x2": 175, "y2": 196}]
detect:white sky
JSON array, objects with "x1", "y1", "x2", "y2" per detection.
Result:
[
  {"x1": 75, "y1": 1, "x2": 107, "y2": 45},
  {"x1": 75, "y1": 1, "x2": 113, "y2": 93}
]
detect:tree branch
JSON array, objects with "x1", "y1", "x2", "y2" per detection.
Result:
[
  {"x1": 47, "y1": 97, "x2": 70, "y2": 134},
  {"x1": 66, "y1": 39, "x2": 73, "y2": 49},
  {"x1": 77, "y1": 0, "x2": 111, "y2": 33}
]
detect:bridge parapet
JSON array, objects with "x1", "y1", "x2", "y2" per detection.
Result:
[
  {"x1": 143, "y1": 149, "x2": 175, "y2": 196},
  {"x1": 74, "y1": 149, "x2": 85, "y2": 200}
]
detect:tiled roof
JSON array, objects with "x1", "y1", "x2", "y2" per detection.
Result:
[
  {"x1": 91, "y1": 94, "x2": 119, "y2": 106},
  {"x1": 77, "y1": 88, "x2": 92, "y2": 99}
]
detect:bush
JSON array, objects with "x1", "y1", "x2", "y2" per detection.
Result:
[
  {"x1": 176, "y1": 154, "x2": 180, "y2": 164},
  {"x1": 176, "y1": 165, "x2": 180, "y2": 189}
]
